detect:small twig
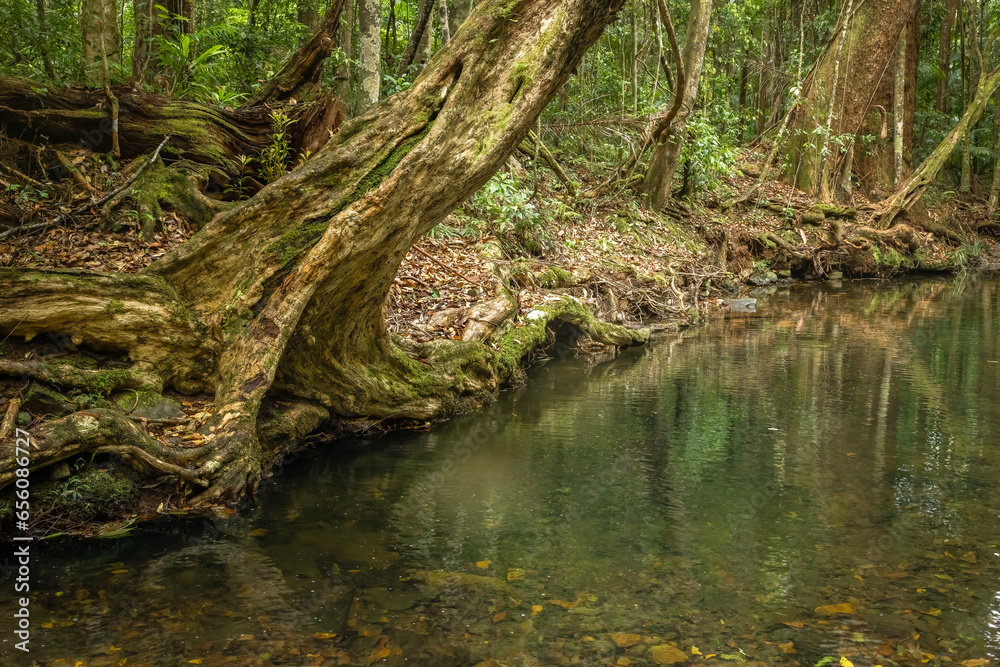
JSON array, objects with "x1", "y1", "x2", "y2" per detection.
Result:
[
  {"x1": 126, "y1": 388, "x2": 140, "y2": 413},
  {"x1": 0, "y1": 161, "x2": 44, "y2": 189},
  {"x1": 55, "y1": 150, "x2": 96, "y2": 195}
]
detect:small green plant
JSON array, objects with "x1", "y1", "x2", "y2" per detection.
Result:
[
  {"x1": 468, "y1": 171, "x2": 550, "y2": 251},
  {"x1": 5, "y1": 183, "x2": 49, "y2": 206},
  {"x1": 681, "y1": 109, "x2": 738, "y2": 196},
  {"x1": 225, "y1": 154, "x2": 253, "y2": 201},
  {"x1": 155, "y1": 27, "x2": 227, "y2": 100},
  {"x1": 208, "y1": 85, "x2": 245, "y2": 106},
  {"x1": 952, "y1": 240, "x2": 985, "y2": 268},
  {"x1": 61, "y1": 477, "x2": 87, "y2": 502},
  {"x1": 260, "y1": 110, "x2": 296, "y2": 183}
]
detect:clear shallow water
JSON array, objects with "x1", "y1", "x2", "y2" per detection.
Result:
[{"x1": 2, "y1": 277, "x2": 1000, "y2": 666}]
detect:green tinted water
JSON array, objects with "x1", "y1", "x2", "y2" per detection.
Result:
[{"x1": 3, "y1": 277, "x2": 1000, "y2": 666}]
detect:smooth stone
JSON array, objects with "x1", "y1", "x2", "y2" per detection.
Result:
[{"x1": 649, "y1": 644, "x2": 689, "y2": 665}]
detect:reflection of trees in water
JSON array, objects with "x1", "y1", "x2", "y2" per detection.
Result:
[
  {"x1": 15, "y1": 522, "x2": 318, "y2": 663},
  {"x1": 380, "y1": 277, "x2": 1000, "y2": 662}
]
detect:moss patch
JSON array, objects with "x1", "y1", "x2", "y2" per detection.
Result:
[
  {"x1": 35, "y1": 462, "x2": 140, "y2": 524},
  {"x1": 104, "y1": 298, "x2": 126, "y2": 315}
]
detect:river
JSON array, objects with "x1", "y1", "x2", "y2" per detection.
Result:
[{"x1": 2, "y1": 276, "x2": 999, "y2": 666}]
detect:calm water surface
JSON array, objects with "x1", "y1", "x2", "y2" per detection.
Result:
[{"x1": 2, "y1": 277, "x2": 1000, "y2": 666}]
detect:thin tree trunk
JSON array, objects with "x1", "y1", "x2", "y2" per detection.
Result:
[
  {"x1": 894, "y1": 28, "x2": 906, "y2": 186},
  {"x1": 641, "y1": 0, "x2": 711, "y2": 211},
  {"x1": 418, "y1": 0, "x2": 434, "y2": 64},
  {"x1": 988, "y1": 88, "x2": 1000, "y2": 217},
  {"x1": 449, "y1": 0, "x2": 472, "y2": 36},
  {"x1": 96, "y1": 0, "x2": 120, "y2": 158},
  {"x1": 959, "y1": 0, "x2": 970, "y2": 192},
  {"x1": 358, "y1": 0, "x2": 381, "y2": 110},
  {"x1": 438, "y1": 0, "x2": 450, "y2": 44},
  {"x1": 396, "y1": 0, "x2": 432, "y2": 76},
  {"x1": 878, "y1": 63, "x2": 1000, "y2": 226},
  {"x1": 631, "y1": 0, "x2": 639, "y2": 115},
  {"x1": 338, "y1": 0, "x2": 355, "y2": 105},
  {"x1": 34, "y1": 0, "x2": 57, "y2": 80},
  {"x1": 937, "y1": 0, "x2": 957, "y2": 112},
  {"x1": 81, "y1": 0, "x2": 120, "y2": 85}
]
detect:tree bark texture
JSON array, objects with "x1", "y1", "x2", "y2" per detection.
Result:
[
  {"x1": 81, "y1": 0, "x2": 120, "y2": 85},
  {"x1": 0, "y1": 77, "x2": 344, "y2": 178},
  {"x1": 0, "y1": 0, "x2": 638, "y2": 505},
  {"x1": 784, "y1": 0, "x2": 918, "y2": 200},
  {"x1": 449, "y1": 0, "x2": 473, "y2": 37},
  {"x1": 358, "y1": 0, "x2": 382, "y2": 110}
]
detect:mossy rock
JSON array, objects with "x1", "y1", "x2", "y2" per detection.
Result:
[
  {"x1": 23, "y1": 383, "x2": 74, "y2": 418},
  {"x1": 748, "y1": 269, "x2": 778, "y2": 286},
  {"x1": 810, "y1": 203, "x2": 856, "y2": 219}
]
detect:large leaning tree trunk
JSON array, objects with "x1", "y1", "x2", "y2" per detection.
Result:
[
  {"x1": 784, "y1": 0, "x2": 918, "y2": 202},
  {"x1": 0, "y1": 0, "x2": 632, "y2": 504}
]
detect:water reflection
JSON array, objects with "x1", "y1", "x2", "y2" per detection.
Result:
[{"x1": 2, "y1": 277, "x2": 1000, "y2": 666}]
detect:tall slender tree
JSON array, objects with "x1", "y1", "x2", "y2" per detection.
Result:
[
  {"x1": 641, "y1": 0, "x2": 712, "y2": 211},
  {"x1": 81, "y1": 0, "x2": 119, "y2": 85},
  {"x1": 358, "y1": 0, "x2": 381, "y2": 109}
]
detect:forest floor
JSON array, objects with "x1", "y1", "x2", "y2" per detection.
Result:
[{"x1": 1, "y1": 144, "x2": 998, "y2": 536}]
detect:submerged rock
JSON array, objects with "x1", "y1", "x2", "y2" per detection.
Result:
[
  {"x1": 721, "y1": 298, "x2": 756, "y2": 312},
  {"x1": 649, "y1": 644, "x2": 689, "y2": 664}
]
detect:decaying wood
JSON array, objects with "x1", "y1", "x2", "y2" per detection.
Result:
[
  {"x1": 0, "y1": 398, "x2": 21, "y2": 442},
  {"x1": 244, "y1": 0, "x2": 348, "y2": 107},
  {"x1": 0, "y1": 78, "x2": 341, "y2": 176}
]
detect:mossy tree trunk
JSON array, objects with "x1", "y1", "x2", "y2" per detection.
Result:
[
  {"x1": 0, "y1": 0, "x2": 635, "y2": 503},
  {"x1": 784, "y1": 0, "x2": 917, "y2": 201}
]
